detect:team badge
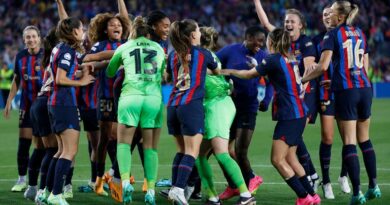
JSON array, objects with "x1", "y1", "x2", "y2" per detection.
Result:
[
  {"x1": 35, "y1": 66, "x2": 41, "y2": 71},
  {"x1": 64, "y1": 53, "x2": 72, "y2": 60}
]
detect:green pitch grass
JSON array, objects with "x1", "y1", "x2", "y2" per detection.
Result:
[{"x1": 0, "y1": 99, "x2": 389, "y2": 205}]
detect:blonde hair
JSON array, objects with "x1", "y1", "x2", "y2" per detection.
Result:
[
  {"x1": 286, "y1": 9, "x2": 306, "y2": 33},
  {"x1": 169, "y1": 19, "x2": 198, "y2": 69},
  {"x1": 333, "y1": 1, "x2": 359, "y2": 26},
  {"x1": 200, "y1": 27, "x2": 218, "y2": 51},
  {"x1": 23, "y1": 25, "x2": 41, "y2": 38},
  {"x1": 129, "y1": 16, "x2": 151, "y2": 39}
]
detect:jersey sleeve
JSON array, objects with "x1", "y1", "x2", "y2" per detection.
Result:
[
  {"x1": 90, "y1": 42, "x2": 102, "y2": 54},
  {"x1": 321, "y1": 30, "x2": 336, "y2": 52},
  {"x1": 256, "y1": 55, "x2": 272, "y2": 76},
  {"x1": 204, "y1": 49, "x2": 218, "y2": 70},
  {"x1": 216, "y1": 46, "x2": 229, "y2": 68},
  {"x1": 57, "y1": 49, "x2": 76, "y2": 72},
  {"x1": 301, "y1": 36, "x2": 316, "y2": 58},
  {"x1": 106, "y1": 46, "x2": 123, "y2": 78}
]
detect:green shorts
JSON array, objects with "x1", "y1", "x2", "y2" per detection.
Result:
[
  {"x1": 118, "y1": 95, "x2": 162, "y2": 128},
  {"x1": 154, "y1": 102, "x2": 164, "y2": 128},
  {"x1": 204, "y1": 96, "x2": 236, "y2": 140}
]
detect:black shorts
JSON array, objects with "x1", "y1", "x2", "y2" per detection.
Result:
[
  {"x1": 319, "y1": 99, "x2": 335, "y2": 116},
  {"x1": 304, "y1": 92, "x2": 318, "y2": 124},
  {"x1": 30, "y1": 96, "x2": 52, "y2": 137},
  {"x1": 98, "y1": 98, "x2": 117, "y2": 122},
  {"x1": 273, "y1": 117, "x2": 306, "y2": 146},
  {"x1": 48, "y1": 106, "x2": 80, "y2": 134},
  {"x1": 167, "y1": 99, "x2": 204, "y2": 136},
  {"x1": 334, "y1": 88, "x2": 372, "y2": 120},
  {"x1": 80, "y1": 109, "x2": 99, "y2": 131},
  {"x1": 19, "y1": 109, "x2": 32, "y2": 128},
  {"x1": 230, "y1": 111, "x2": 257, "y2": 131}
]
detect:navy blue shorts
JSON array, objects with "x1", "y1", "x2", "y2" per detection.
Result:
[
  {"x1": 273, "y1": 117, "x2": 306, "y2": 146},
  {"x1": 80, "y1": 109, "x2": 99, "y2": 131},
  {"x1": 30, "y1": 96, "x2": 52, "y2": 137},
  {"x1": 304, "y1": 92, "x2": 318, "y2": 124},
  {"x1": 230, "y1": 111, "x2": 257, "y2": 131},
  {"x1": 48, "y1": 106, "x2": 80, "y2": 134},
  {"x1": 334, "y1": 88, "x2": 372, "y2": 120},
  {"x1": 98, "y1": 98, "x2": 117, "y2": 122},
  {"x1": 19, "y1": 108, "x2": 32, "y2": 128},
  {"x1": 167, "y1": 99, "x2": 205, "y2": 136},
  {"x1": 319, "y1": 99, "x2": 335, "y2": 116}
]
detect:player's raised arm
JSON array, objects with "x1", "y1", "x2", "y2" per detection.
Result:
[
  {"x1": 55, "y1": 0, "x2": 68, "y2": 20},
  {"x1": 118, "y1": 0, "x2": 132, "y2": 37},
  {"x1": 253, "y1": 0, "x2": 275, "y2": 32}
]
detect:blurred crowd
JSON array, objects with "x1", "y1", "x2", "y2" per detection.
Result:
[{"x1": 1, "y1": 0, "x2": 389, "y2": 82}]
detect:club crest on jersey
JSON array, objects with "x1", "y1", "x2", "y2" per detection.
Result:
[
  {"x1": 64, "y1": 53, "x2": 72, "y2": 60},
  {"x1": 35, "y1": 66, "x2": 41, "y2": 71},
  {"x1": 294, "y1": 50, "x2": 301, "y2": 55}
]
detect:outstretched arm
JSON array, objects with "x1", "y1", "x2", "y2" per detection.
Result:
[
  {"x1": 56, "y1": 0, "x2": 68, "y2": 20},
  {"x1": 221, "y1": 68, "x2": 259, "y2": 79},
  {"x1": 302, "y1": 50, "x2": 332, "y2": 83},
  {"x1": 253, "y1": 0, "x2": 276, "y2": 32},
  {"x1": 118, "y1": 0, "x2": 132, "y2": 30}
]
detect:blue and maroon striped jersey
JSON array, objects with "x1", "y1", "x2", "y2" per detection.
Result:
[
  {"x1": 313, "y1": 32, "x2": 334, "y2": 101},
  {"x1": 14, "y1": 48, "x2": 44, "y2": 110},
  {"x1": 48, "y1": 43, "x2": 79, "y2": 106},
  {"x1": 90, "y1": 39, "x2": 126, "y2": 99},
  {"x1": 256, "y1": 53, "x2": 308, "y2": 121},
  {"x1": 216, "y1": 43, "x2": 267, "y2": 113},
  {"x1": 290, "y1": 34, "x2": 317, "y2": 94},
  {"x1": 322, "y1": 23, "x2": 370, "y2": 91},
  {"x1": 167, "y1": 46, "x2": 218, "y2": 106}
]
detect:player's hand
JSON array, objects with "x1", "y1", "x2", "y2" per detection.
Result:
[
  {"x1": 220, "y1": 69, "x2": 233, "y2": 76},
  {"x1": 80, "y1": 74, "x2": 95, "y2": 86},
  {"x1": 320, "y1": 80, "x2": 331, "y2": 89},
  {"x1": 3, "y1": 102, "x2": 11, "y2": 119}
]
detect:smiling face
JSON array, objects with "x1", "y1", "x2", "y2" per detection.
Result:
[
  {"x1": 153, "y1": 17, "x2": 171, "y2": 41},
  {"x1": 322, "y1": 7, "x2": 333, "y2": 30},
  {"x1": 106, "y1": 17, "x2": 123, "y2": 40},
  {"x1": 74, "y1": 22, "x2": 84, "y2": 42},
  {"x1": 245, "y1": 32, "x2": 266, "y2": 53},
  {"x1": 284, "y1": 13, "x2": 302, "y2": 40},
  {"x1": 23, "y1": 29, "x2": 41, "y2": 51}
]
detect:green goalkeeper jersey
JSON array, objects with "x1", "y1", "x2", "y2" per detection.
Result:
[
  {"x1": 107, "y1": 37, "x2": 166, "y2": 97},
  {"x1": 204, "y1": 51, "x2": 230, "y2": 100}
]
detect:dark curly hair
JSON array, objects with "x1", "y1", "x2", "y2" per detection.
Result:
[{"x1": 88, "y1": 13, "x2": 131, "y2": 44}]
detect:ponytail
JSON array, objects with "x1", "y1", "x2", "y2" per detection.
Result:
[
  {"x1": 268, "y1": 28, "x2": 291, "y2": 57},
  {"x1": 200, "y1": 27, "x2": 218, "y2": 51},
  {"x1": 130, "y1": 16, "x2": 152, "y2": 39},
  {"x1": 346, "y1": 4, "x2": 359, "y2": 26},
  {"x1": 169, "y1": 19, "x2": 197, "y2": 68},
  {"x1": 333, "y1": 1, "x2": 359, "y2": 26}
]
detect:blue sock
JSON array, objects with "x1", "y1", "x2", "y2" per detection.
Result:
[
  {"x1": 96, "y1": 162, "x2": 105, "y2": 178},
  {"x1": 52, "y1": 158, "x2": 72, "y2": 195},
  {"x1": 299, "y1": 175, "x2": 315, "y2": 196},
  {"x1": 91, "y1": 161, "x2": 97, "y2": 182},
  {"x1": 319, "y1": 143, "x2": 332, "y2": 184},
  {"x1": 17, "y1": 138, "x2": 31, "y2": 176},
  {"x1": 107, "y1": 140, "x2": 117, "y2": 164},
  {"x1": 46, "y1": 157, "x2": 58, "y2": 192},
  {"x1": 65, "y1": 166, "x2": 74, "y2": 186},
  {"x1": 187, "y1": 166, "x2": 200, "y2": 187},
  {"x1": 172, "y1": 153, "x2": 184, "y2": 185},
  {"x1": 39, "y1": 147, "x2": 57, "y2": 190},
  {"x1": 297, "y1": 139, "x2": 311, "y2": 176},
  {"x1": 286, "y1": 176, "x2": 308, "y2": 198},
  {"x1": 174, "y1": 154, "x2": 195, "y2": 189},
  {"x1": 28, "y1": 148, "x2": 45, "y2": 186},
  {"x1": 342, "y1": 145, "x2": 360, "y2": 196},
  {"x1": 340, "y1": 154, "x2": 348, "y2": 177},
  {"x1": 359, "y1": 140, "x2": 377, "y2": 188}
]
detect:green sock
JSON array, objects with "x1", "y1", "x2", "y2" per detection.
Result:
[
  {"x1": 144, "y1": 148, "x2": 158, "y2": 189},
  {"x1": 195, "y1": 157, "x2": 217, "y2": 197},
  {"x1": 215, "y1": 152, "x2": 248, "y2": 193},
  {"x1": 117, "y1": 143, "x2": 131, "y2": 181}
]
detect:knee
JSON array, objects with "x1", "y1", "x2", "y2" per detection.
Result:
[
  {"x1": 271, "y1": 156, "x2": 283, "y2": 169},
  {"x1": 235, "y1": 149, "x2": 248, "y2": 160}
]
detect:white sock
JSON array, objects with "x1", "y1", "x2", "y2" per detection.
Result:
[
  {"x1": 147, "y1": 189, "x2": 155, "y2": 196},
  {"x1": 108, "y1": 168, "x2": 114, "y2": 176},
  {"x1": 18, "y1": 175, "x2": 26, "y2": 182},
  {"x1": 311, "y1": 173, "x2": 319, "y2": 180},
  {"x1": 240, "y1": 191, "x2": 251, "y2": 198},
  {"x1": 208, "y1": 196, "x2": 219, "y2": 202},
  {"x1": 122, "y1": 179, "x2": 130, "y2": 188}
]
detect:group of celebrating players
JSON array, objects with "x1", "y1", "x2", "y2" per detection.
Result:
[{"x1": 2, "y1": 0, "x2": 382, "y2": 205}]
